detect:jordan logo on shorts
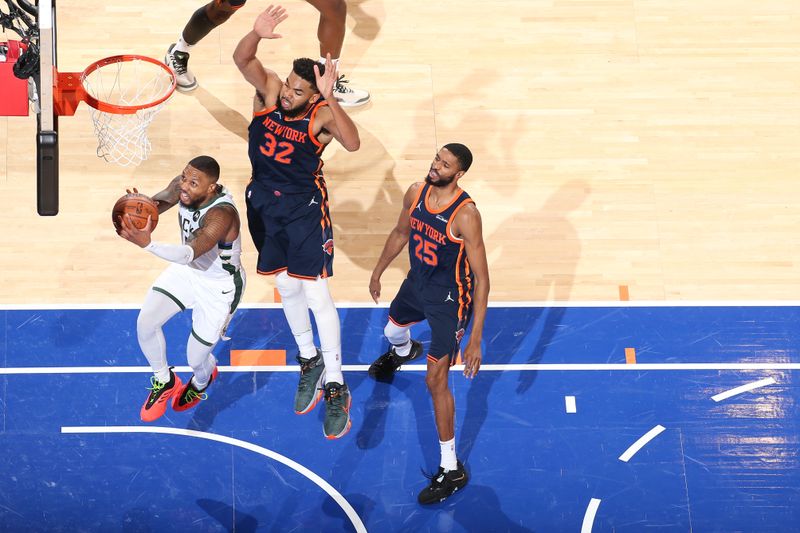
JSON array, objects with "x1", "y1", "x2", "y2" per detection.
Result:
[
  {"x1": 309, "y1": 196, "x2": 319, "y2": 206},
  {"x1": 445, "y1": 291, "x2": 454, "y2": 302}
]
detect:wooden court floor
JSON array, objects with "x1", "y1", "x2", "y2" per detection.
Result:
[{"x1": 1, "y1": 0, "x2": 799, "y2": 305}]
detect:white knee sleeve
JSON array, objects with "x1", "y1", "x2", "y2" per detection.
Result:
[
  {"x1": 384, "y1": 320, "x2": 411, "y2": 346},
  {"x1": 276, "y1": 271, "x2": 315, "y2": 358}
]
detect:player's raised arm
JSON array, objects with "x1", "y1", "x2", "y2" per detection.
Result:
[
  {"x1": 232, "y1": 5, "x2": 287, "y2": 95},
  {"x1": 313, "y1": 55, "x2": 360, "y2": 152},
  {"x1": 150, "y1": 176, "x2": 182, "y2": 213}
]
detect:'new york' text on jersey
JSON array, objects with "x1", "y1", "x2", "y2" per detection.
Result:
[
  {"x1": 248, "y1": 100, "x2": 329, "y2": 194},
  {"x1": 408, "y1": 182, "x2": 475, "y2": 297}
]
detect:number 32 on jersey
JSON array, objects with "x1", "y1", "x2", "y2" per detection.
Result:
[{"x1": 260, "y1": 132, "x2": 294, "y2": 164}]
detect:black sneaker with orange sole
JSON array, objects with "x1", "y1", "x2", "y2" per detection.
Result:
[
  {"x1": 140, "y1": 368, "x2": 183, "y2": 422},
  {"x1": 417, "y1": 461, "x2": 469, "y2": 505},
  {"x1": 172, "y1": 367, "x2": 219, "y2": 412}
]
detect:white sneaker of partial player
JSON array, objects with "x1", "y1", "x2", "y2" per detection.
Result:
[
  {"x1": 165, "y1": 43, "x2": 198, "y2": 93},
  {"x1": 333, "y1": 74, "x2": 370, "y2": 107}
]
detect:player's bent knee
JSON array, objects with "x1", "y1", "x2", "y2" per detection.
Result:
[
  {"x1": 275, "y1": 271, "x2": 303, "y2": 298},
  {"x1": 301, "y1": 278, "x2": 335, "y2": 313}
]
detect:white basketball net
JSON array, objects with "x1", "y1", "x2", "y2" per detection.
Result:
[{"x1": 81, "y1": 58, "x2": 175, "y2": 167}]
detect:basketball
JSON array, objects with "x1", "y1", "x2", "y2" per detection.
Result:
[{"x1": 112, "y1": 193, "x2": 159, "y2": 232}]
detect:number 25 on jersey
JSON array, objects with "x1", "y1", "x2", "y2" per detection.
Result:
[{"x1": 413, "y1": 234, "x2": 438, "y2": 266}]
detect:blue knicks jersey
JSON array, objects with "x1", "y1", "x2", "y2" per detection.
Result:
[
  {"x1": 408, "y1": 182, "x2": 475, "y2": 293},
  {"x1": 248, "y1": 100, "x2": 328, "y2": 194}
]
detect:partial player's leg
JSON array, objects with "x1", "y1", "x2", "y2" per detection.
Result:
[
  {"x1": 276, "y1": 271, "x2": 326, "y2": 416},
  {"x1": 369, "y1": 276, "x2": 425, "y2": 380},
  {"x1": 136, "y1": 270, "x2": 190, "y2": 421},
  {"x1": 166, "y1": 0, "x2": 247, "y2": 92},
  {"x1": 416, "y1": 288, "x2": 473, "y2": 504},
  {"x1": 301, "y1": 276, "x2": 351, "y2": 439},
  {"x1": 173, "y1": 269, "x2": 245, "y2": 412},
  {"x1": 305, "y1": 0, "x2": 370, "y2": 107},
  {"x1": 284, "y1": 191, "x2": 350, "y2": 439},
  {"x1": 417, "y1": 354, "x2": 469, "y2": 505}
]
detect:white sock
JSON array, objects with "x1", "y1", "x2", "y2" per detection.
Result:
[
  {"x1": 276, "y1": 271, "x2": 317, "y2": 359},
  {"x1": 319, "y1": 56, "x2": 341, "y2": 68},
  {"x1": 155, "y1": 367, "x2": 171, "y2": 384},
  {"x1": 394, "y1": 340, "x2": 412, "y2": 357},
  {"x1": 440, "y1": 438, "x2": 457, "y2": 471},
  {"x1": 174, "y1": 37, "x2": 194, "y2": 54}
]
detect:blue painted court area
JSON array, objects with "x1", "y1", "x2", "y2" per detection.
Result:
[{"x1": 1, "y1": 304, "x2": 799, "y2": 532}]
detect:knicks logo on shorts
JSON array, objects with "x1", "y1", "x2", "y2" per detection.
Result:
[
  {"x1": 322, "y1": 238, "x2": 334, "y2": 255},
  {"x1": 455, "y1": 328, "x2": 465, "y2": 342}
]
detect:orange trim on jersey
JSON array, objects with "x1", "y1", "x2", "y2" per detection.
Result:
[
  {"x1": 445, "y1": 198, "x2": 475, "y2": 243},
  {"x1": 258, "y1": 266, "x2": 288, "y2": 276},
  {"x1": 454, "y1": 243, "x2": 466, "y2": 321},
  {"x1": 308, "y1": 100, "x2": 329, "y2": 147},
  {"x1": 425, "y1": 186, "x2": 464, "y2": 215},
  {"x1": 254, "y1": 105, "x2": 278, "y2": 118},
  {"x1": 287, "y1": 272, "x2": 319, "y2": 280},
  {"x1": 408, "y1": 183, "x2": 427, "y2": 216},
  {"x1": 388, "y1": 315, "x2": 421, "y2": 328}
]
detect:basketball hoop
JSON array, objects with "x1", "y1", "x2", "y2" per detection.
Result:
[{"x1": 53, "y1": 55, "x2": 176, "y2": 166}]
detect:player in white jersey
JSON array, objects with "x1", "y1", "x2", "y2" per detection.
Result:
[{"x1": 118, "y1": 155, "x2": 246, "y2": 422}]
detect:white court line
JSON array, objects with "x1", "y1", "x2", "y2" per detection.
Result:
[
  {"x1": 619, "y1": 425, "x2": 666, "y2": 462},
  {"x1": 2, "y1": 363, "x2": 800, "y2": 375},
  {"x1": 711, "y1": 377, "x2": 777, "y2": 402},
  {"x1": 565, "y1": 396, "x2": 577, "y2": 413},
  {"x1": 581, "y1": 498, "x2": 601, "y2": 533},
  {"x1": 61, "y1": 425, "x2": 366, "y2": 533},
  {"x1": 5, "y1": 300, "x2": 800, "y2": 310}
]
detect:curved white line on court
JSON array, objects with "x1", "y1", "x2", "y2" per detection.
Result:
[
  {"x1": 581, "y1": 498, "x2": 601, "y2": 533},
  {"x1": 619, "y1": 425, "x2": 666, "y2": 462},
  {"x1": 711, "y1": 377, "x2": 776, "y2": 402},
  {"x1": 61, "y1": 425, "x2": 366, "y2": 533}
]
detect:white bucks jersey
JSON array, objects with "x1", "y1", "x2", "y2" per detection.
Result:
[{"x1": 178, "y1": 188, "x2": 242, "y2": 279}]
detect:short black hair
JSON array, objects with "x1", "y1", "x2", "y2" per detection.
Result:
[
  {"x1": 188, "y1": 155, "x2": 220, "y2": 181},
  {"x1": 443, "y1": 143, "x2": 473, "y2": 172},
  {"x1": 292, "y1": 58, "x2": 323, "y2": 92}
]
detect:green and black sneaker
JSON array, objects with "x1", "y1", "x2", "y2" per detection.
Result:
[
  {"x1": 323, "y1": 382, "x2": 352, "y2": 440},
  {"x1": 294, "y1": 350, "x2": 326, "y2": 414}
]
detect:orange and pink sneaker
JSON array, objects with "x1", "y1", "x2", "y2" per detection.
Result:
[{"x1": 140, "y1": 368, "x2": 183, "y2": 422}]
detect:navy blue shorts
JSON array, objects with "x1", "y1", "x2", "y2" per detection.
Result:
[
  {"x1": 245, "y1": 180, "x2": 334, "y2": 279},
  {"x1": 388, "y1": 275, "x2": 473, "y2": 363}
]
